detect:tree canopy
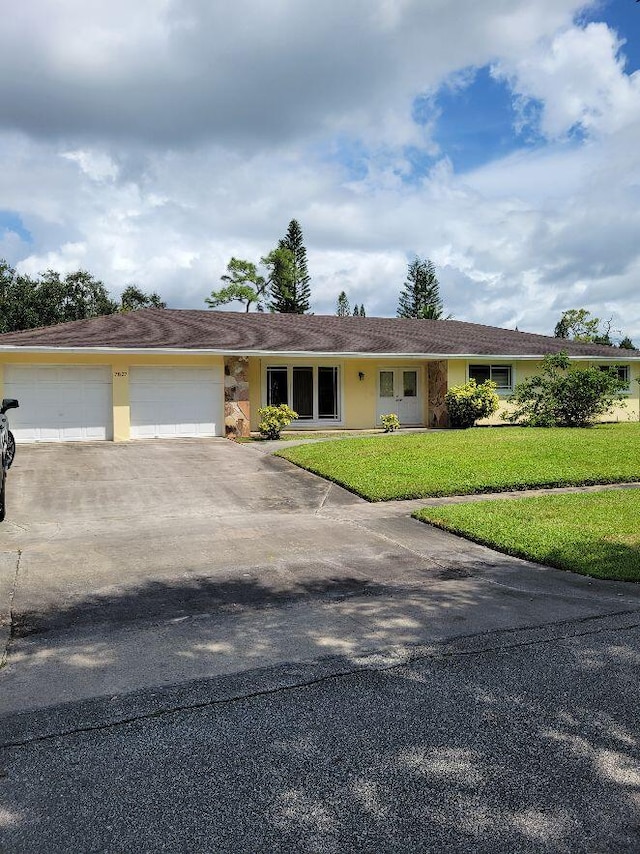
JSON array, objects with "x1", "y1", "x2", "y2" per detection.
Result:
[
  {"x1": 0, "y1": 260, "x2": 166, "y2": 333},
  {"x1": 206, "y1": 258, "x2": 268, "y2": 313},
  {"x1": 0, "y1": 261, "x2": 115, "y2": 333},
  {"x1": 271, "y1": 219, "x2": 311, "y2": 313},
  {"x1": 397, "y1": 257, "x2": 446, "y2": 320},
  {"x1": 208, "y1": 220, "x2": 312, "y2": 314},
  {"x1": 336, "y1": 291, "x2": 350, "y2": 316},
  {"x1": 120, "y1": 284, "x2": 166, "y2": 311},
  {"x1": 553, "y1": 308, "x2": 612, "y2": 344}
]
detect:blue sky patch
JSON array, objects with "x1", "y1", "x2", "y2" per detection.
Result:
[
  {"x1": 581, "y1": 0, "x2": 640, "y2": 73},
  {"x1": 0, "y1": 210, "x2": 32, "y2": 244},
  {"x1": 417, "y1": 66, "x2": 541, "y2": 173}
]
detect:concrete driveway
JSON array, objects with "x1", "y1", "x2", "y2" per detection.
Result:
[
  {"x1": 1, "y1": 438, "x2": 640, "y2": 714},
  {"x1": 3, "y1": 440, "x2": 640, "y2": 852}
]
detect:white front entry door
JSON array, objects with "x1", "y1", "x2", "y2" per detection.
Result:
[{"x1": 376, "y1": 369, "x2": 422, "y2": 425}]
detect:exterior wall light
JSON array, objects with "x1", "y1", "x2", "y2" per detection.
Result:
[{"x1": 358, "y1": 371, "x2": 365, "y2": 381}]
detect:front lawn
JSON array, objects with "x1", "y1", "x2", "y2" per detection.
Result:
[
  {"x1": 276, "y1": 424, "x2": 640, "y2": 501},
  {"x1": 413, "y1": 489, "x2": 640, "y2": 581}
]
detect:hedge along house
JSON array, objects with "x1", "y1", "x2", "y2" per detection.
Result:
[{"x1": 0, "y1": 308, "x2": 638, "y2": 443}]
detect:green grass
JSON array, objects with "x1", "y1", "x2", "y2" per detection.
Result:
[
  {"x1": 276, "y1": 424, "x2": 640, "y2": 501},
  {"x1": 413, "y1": 489, "x2": 640, "y2": 581}
]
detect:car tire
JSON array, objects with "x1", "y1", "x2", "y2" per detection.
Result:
[
  {"x1": 5, "y1": 431, "x2": 15, "y2": 470},
  {"x1": 0, "y1": 468, "x2": 5, "y2": 523}
]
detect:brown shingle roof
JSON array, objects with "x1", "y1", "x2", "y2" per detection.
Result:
[{"x1": 0, "y1": 308, "x2": 636, "y2": 359}]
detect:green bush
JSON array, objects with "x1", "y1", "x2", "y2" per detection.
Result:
[
  {"x1": 445, "y1": 380, "x2": 499, "y2": 429},
  {"x1": 503, "y1": 352, "x2": 627, "y2": 427},
  {"x1": 258, "y1": 404, "x2": 298, "y2": 439},
  {"x1": 380, "y1": 413, "x2": 401, "y2": 432}
]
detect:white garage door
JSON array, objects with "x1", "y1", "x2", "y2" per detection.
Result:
[
  {"x1": 3, "y1": 365, "x2": 112, "y2": 442},
  {"x1": 129, "y1": 366, "x2": 223, "y2": 439}
]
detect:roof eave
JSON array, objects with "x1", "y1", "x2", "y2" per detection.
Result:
[{"x1": 0, "y1": 345, "x2": 637, "y2": 360}]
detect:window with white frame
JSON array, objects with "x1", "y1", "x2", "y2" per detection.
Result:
[
  {"x1": 599, "y1": 364, "x2": 630, "y2": 389},
  {"x1": 468, "y1": 364, "x2": 513, "y2": 390},
  {"x1": 266, "y1": 366, "x2": 340, "y2": 421}
]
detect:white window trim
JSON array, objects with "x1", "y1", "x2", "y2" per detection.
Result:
[
  {"x1": 263, "y1": 363, "x2": 344, "y2": 426},
  {"x1": 597, "y1": 363, "x2": 632, "y2": 394},
  {"x1": 467, "y1": 362, "x2": 515, "y2": 395}
]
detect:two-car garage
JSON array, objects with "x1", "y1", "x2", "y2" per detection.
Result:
[{"x1": 3, "y1": 365, "x2": 224, "y2": 443}]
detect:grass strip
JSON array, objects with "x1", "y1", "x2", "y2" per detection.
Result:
[{"x1": 414, "y1": 489, "x2": 640, "y2": 581}]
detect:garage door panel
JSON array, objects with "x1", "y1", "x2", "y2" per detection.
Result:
[
  {"x1": 4, "y1": 365, "x2": 112, "y2": 442},
  {"x1": 130, "y1": 367, "x2": 222, "y2": 439}
]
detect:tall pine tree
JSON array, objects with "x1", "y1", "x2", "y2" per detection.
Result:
[
  {"x1": 270, "y1": 219, "x2": 311, "y2": 313},
  {"x1": 336, "y1": 291, "x2": 351, "y2": 316},
  {"x1": 397, "y1": 257, "x2": 444, "y2": 320}
]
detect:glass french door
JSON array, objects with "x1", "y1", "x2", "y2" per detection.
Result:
[{"x1": 377, "y1": 368, "x2": 421, "y2": 425}]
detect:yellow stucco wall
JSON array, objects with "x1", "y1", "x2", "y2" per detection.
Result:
[
  {"x1": 0, "y1": 351, "x2": 224, "y2": 441},
  {"x1": 2, "y1": 350, "x2": 638, "y2": 439},
  {"x1": 466, "y1": 358, "x2": 640, "y2": 425},
  {"x1": 248, "y1": 357, "x2": 263, "y2": 432},
  {"x1": 447, "y1": 359, "x2": 467, "y2": 388},
  {"x1": 247, "y1": 356, "x2": 429, "y2": 430},
  {"x1": 240, "y1": 354, "x2": 640, "y2": 432}
]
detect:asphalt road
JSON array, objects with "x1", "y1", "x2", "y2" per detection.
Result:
[{"x1": 2, "y1": 613, "x2": 640, "y2": 853}]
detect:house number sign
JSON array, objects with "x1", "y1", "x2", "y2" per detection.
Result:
[{"x1": 114, "y1": 371, "x2": 129, "y2": 378}]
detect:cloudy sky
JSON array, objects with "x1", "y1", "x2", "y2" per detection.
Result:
[{"x1": 1, "y1": 0, "x2": 639, "y2": 340}]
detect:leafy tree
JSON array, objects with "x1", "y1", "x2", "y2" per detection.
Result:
[
  {"x1": 271, "y1": 219, "x2": 311, "y2": 313},
  {"x1": 0, "y1": 260, "x2": 118, "y2": 332},
  {"x1": 43, "y1": 269, "x2": 118, "y2": 323},
  {"x1": 206, "y1": 258, "x2": 268, "y2": 312},
  {"x1": 553, "y1": 309, "x2": 613, "y2": 345},
  {"x1": 0, "y1": 261, "x2": 41, "y2": 332},
  {"x1": 120, "y1": 284, "x2": 166, "y2": 311},
  {"x1": 503, "y1": 352, "x2": 627, "y2": 427},
  {"x1": 336, "y1": 291, "x2": 351, "y2": 316},
  {"x1": 445, "y1": 380, "x2": 499, "y2": 429},
  {"x1": 262, "y1": 247, "x2": 297, "y2": 313},
  {"x1": 397, "y1": 257, "x2": 445, "y2": 319},
  {"x1": 619, "y1": 336, "x2": 635, "y2": 350}
]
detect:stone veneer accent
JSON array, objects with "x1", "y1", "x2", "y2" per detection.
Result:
[
  {"x1": 223, "y1": 356, "x2": 250, "y2": 438},
  {"x1": 427, "y1": 360, "x2": 449, "y2": 428}
]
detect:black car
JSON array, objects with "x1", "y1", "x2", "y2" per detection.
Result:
[{"x1": 0, "y1": 398, "x2": 19, "y2": 522}]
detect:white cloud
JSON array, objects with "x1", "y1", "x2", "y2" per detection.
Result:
[
  {"x1": 61, "y1": 150, "x2": 119, "y2": 182},
  {"x1": 1, "y1": 1, "x2": 639, "y2": 342},
  {"x1": 493, "y1": 22, "x2": 640, "y2": 139}
]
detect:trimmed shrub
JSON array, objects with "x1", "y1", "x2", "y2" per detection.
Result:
[
  {"x1": 445, "y1": 380, "x2": 500, "y2": 429},
  {"x1": 380, "y1": 413, "x2": 401, "y2": 432},
  {"x1": 503, "y1": 352, "x2": 627, "y2": 427},
  {"x1": 258, "y1": 404, "x2": 298, "y2": 439}
]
